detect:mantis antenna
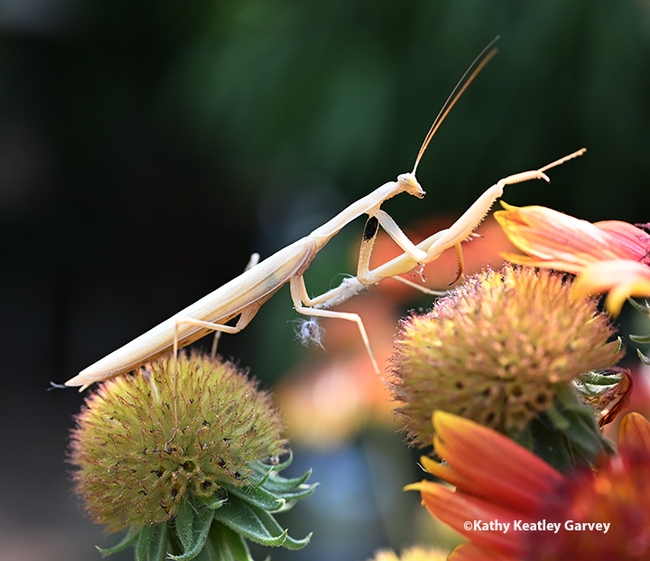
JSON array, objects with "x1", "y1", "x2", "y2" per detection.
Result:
[{"x1": 412, "y1": 36, "x2": 500, "y2": 174}]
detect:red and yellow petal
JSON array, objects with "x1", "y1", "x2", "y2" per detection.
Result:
[
  {"x1": 405, "y1": 480, "x2": 528, "y2": 557},
  {"x1": 572, "y1": 259, "x2": 650, "y2": 315},
  {"x1": 594, "y1": 220, "x2": 650, "y2": 262},
  {"x1": 495, "y1": 204, "x2": 621, "y2": 271},
  {"x1": 618, "y1": 411, "x2": 650, "y2": 461},
  {"x1": 431, "y1": 412, "x2": 563, "y2": 511},
  {"x1": 494, "y1": 204, "x2": 649, "y2": 276}
]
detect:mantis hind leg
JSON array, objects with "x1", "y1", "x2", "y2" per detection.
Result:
[
  {"x1": 209, "y1": 253, "x2": 261, "y2": 358},
  {"x1": 171, "y1": 303, "x2": 261, "y2": 428}
]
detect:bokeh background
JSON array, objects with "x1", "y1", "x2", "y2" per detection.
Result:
[{"x1": 2, "y1": 1, "x2": 650, "y2": 560}]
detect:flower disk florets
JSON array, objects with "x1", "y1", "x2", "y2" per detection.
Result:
[
  {"x1": 69, "y1": 353, "x2": 286, "y2": 532},
  {"x1": 391, "y1": 265, "x2": 623, "y2": 447}
]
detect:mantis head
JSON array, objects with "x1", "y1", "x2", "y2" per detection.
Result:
[{"x1": 397, "y1": 172, "x2": 426, "y2": 199}]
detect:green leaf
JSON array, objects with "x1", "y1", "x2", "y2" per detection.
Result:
[
  {"x1": 169, "y1": 496, "x2": 215, "y2": 561},
  {"x1": 220, "y1": 481, "x2": 285, "y2": 512},
  {"x1": 212, "y1": 495, "x2": 311, "y2": 550},
  {"x1": 96, "y1": 526, "x2": 140, "y2": 555},
  {"x1": 136, "y1": 523, "x2": 168, "y2": 561}
]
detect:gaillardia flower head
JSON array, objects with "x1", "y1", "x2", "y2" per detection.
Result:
[
  {"x1": 70, "y1": 352, "x2": 286, "y2": 532},
  {"x1": 494, "y1": 203, "x2": 650, "y2": 315},
  {"x1": 406, "y1": 411, "x2": 650, "y2": 561},
  {"x1": 391, "y1": 265, "x2": 623, "y2": 447}
]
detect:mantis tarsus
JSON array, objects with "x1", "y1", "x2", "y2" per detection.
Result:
[{"x1": 64, "y1": 41, "x2": 585, "y2": 392}]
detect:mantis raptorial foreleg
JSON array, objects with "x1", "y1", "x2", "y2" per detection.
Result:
[{"x1": 307, "y1": 147, "x2": 588, "y2": 313}]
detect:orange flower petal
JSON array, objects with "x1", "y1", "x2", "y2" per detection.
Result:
[
  {"x1": 494, "y1": 204, "x2": 648, "y2": 275},
  {"x1": 432, "y1": 412, "x2": 563, "y2": 511},
  {"x1": 406, "y1": 480, "x2": 526, "y2": 557},
  {"x1": 417, "y1": 455, "x2": 500, "y2": 501},
  {"x1": 572, "y1": 259, "x2": 650, "y2": 315}
]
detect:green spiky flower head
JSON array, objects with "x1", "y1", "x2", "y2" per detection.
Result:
[
  {"x1": 391, "y1": 265, "x2": 624, "y2": 450},
  {"x1": 70, "y1": 352, "x2": 287, "y2": 532},
  {"x1": 70, "y1": 353, "x2": 315, "y2": 560}
]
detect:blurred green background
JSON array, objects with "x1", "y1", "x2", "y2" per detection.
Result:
[{"x1": 1, "y1": 1, "x2": 650, "y2": 560}]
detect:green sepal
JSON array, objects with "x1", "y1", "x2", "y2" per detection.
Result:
[
  {"x1": 96, "y1": 526, "x2": 140, "y2": 555},
  {"x1": 554, "y1": 404, "x2": 611, "y2": 459},
  {"x1": 521, "y1": 383, "x2": 617, "y2": 471},
  {"x1": 262, "y1": 469, "x2": 313, "y2": 497},
  {"x1": 92, "y1": 452, "x2": 315, "y2": 560},
  {"x1": 250, "y1": 452, "x2": 294, "y2": 474},
  {"x1": 638, "y1": 348, "x2": 650, "y2": 365},
  {"x1": 169, "y1": 495, "x2": 215, "y2": 561},
  {"x1": 220, "y1": 481, "x2": 285, "y2": 512},
  {"x1": 551, "y1": 385, "x2": 613, "y2": 462},
  {"x1": 249, "y1": 458, "x2": 314, "y2": 495},
  {"x1": 136, "y1": 522, "x2": 168, "y2": 561},
  {"x1": 212, "y1": 495, "x2": 311, "y2": 549},
  {"x1": 271, "y1": 477, "x2": 317, "y2": 507},
  {"x1": 198, "y1": 489, "x2": 229, "y2": 511},
  {"x1": 527, "y1": 416, "x2": 575, "y2": 472},
  {"x1": 627, "y1": 297, "x2": 650, "y2": 314},
  {"x1": 630, "y1": 333, "x2": 650, "y2": 344},
  {"x1": 574, "y1": 369, "x2": 623, "y2": 397},
  {"x1": 248, "y1": 454, "x2": 297, "y2": 486},
  {"x1": 247, "y1": 456, "x2": 317, "y2": 507}
]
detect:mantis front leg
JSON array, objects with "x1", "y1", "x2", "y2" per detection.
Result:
[
  {"x1": 307, "y1": 148, "x2": 587, "y2": 314},
  {"x1": 357, "y1": 148, "x2": 588, "y2": 288}
]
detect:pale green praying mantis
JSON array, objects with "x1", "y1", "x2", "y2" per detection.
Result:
[{"x1": 64, "y1": 40, "x2": 585, "y2": 391}]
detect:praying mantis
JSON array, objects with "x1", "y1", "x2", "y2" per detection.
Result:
[{"x1": 63, "y1": 41, "x2": 585, "y2": 391}]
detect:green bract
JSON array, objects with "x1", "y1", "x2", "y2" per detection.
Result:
[{"x1": 97, "y1": 455, "x2": 314, "y2": 561}]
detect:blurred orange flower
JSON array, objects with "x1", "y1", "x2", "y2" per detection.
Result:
[
  {"x1": 494, "y1": 203, "x2": 650, "y2": 314},
  {"x1": 407, "y1": 411, "x2": 650, "y2": 561}
]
